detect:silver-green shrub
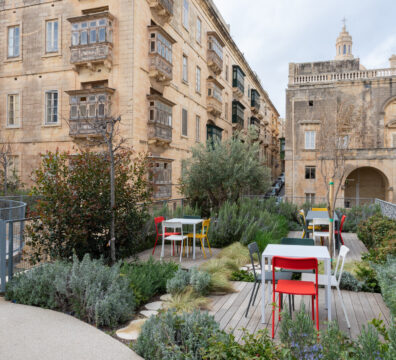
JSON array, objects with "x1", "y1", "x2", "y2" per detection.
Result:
[
  {"x1": 189, "y1": 268, "x2": 211, "y2": 295},
  {"x1": 373, "y1": 256, "x2": 396, "y2": 317},
  {"x1": 5, "y1": 254, "x2": 134, "y2": 328},
  {"x1": 166, "y1": 268, "x2": 191, "y2": 295},
  {"x1": 135, "y1": 309, "x2": 221, "y2": 360}
]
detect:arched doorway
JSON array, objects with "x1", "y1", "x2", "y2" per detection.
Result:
[{"x1": 344, "y1": 167, "x2": 388, "y2": 206}]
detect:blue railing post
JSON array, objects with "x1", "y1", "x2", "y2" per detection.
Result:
[
  {"x1": 8, "y1": 222, "x2": 14, "y2": 281},
  {"x1": 0, "y1": 219, "x2": 7, "y2": 293}
]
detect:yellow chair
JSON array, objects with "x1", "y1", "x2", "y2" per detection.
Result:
[
  {"x1": 299, "y1": 210, "x2": 313, "y2": 239},
  {"x1": 186, "y1": 219, "x2": 212, "y2": 258},
  {"x1": 312, "y1": 208, "x2": 327, "y2": 211}
]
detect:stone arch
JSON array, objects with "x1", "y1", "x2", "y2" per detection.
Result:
[{"x1": 344, "y1": 166, "x2": 389, "y2": 205}]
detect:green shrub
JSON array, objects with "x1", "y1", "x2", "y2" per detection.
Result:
[
  {"x1": 202, "y1": 329, "x2": 281, "y2": 359},
  {"x1": 6, "y1": 255, "x2": 134, "y2": 328},
  {"x1": 337, "y1": 204, "x2": 380, "y2": 233},
  {"x1": 355, "y1": 260, "x2": 381, "y2": 293},
  {"x1": 135, "y1": 310, "x2": 221, "y2": 360},
  {"x1": 120, "y1": 257, "x2": 178, "y2": 307},
  {"x1": 166, "y1": 268, "x2": 211, "y2": 296},
  {"x1": 209, "y1": 199, "x2": 290, "y2": 248},
  {"x1": 373, "y1": 256, "x2": 396, "y2": 317},
  {"x1": 27, "y1": 150, "x2": 151, "y2": 262},
  {"x1": 230, "y1": 269, "x2": 255, "y2": 282},
  {"x1": 339, "y1": 270, "x2": 363, "y2": 292}
]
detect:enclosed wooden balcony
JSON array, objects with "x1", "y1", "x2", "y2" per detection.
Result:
[
  {"x1": 232, "y1": 100, "x2": 245, "y2": 128},
  {"x1": 66, "y1": 87, "x2": 114, "y2": 138},
  {"x1": 148, "y1": 26, "x2": 175, "y2": 84},
  {"x1": 251, "y1": 89, "x2": 260, "y2": 114},
  {"x1": 150, "y1": 158, "x2": 173, "y2": 199},
  {"x1": 207, "y1": 77, "x2": 224, "y2": 117},
  {"x1": 68, "y1": 12, "x2": 114, "y2": 70},
  {"x1": 147, "y1": 0, "x2": 174, "y2": 21},
  {"x1": 147, "y1": 94, "x2": 175, "y2": 145},
  {"x1": 207, "y1": 32, "x2": 224, "y2": 75}
]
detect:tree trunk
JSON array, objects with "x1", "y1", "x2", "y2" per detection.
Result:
[
  {"x1": 109, "y1": 144, "x2": 116, "y2": 263},
  {"x1": 328, "y1": 178, "x2": 334, "y2": 259}
]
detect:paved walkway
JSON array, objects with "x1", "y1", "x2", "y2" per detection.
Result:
[{"x1": 0, "y1": 297, "x2": 143, "y2": 360}]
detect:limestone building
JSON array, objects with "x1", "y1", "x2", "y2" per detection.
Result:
[
  {"x1": 285, "y1": 24, "x2": 396, "y2": 206},
  {"x1": 0, "y1": 0, "x2": 280, "y2": 199}
]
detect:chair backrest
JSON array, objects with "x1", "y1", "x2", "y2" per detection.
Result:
[
  {"x1": 247, "y1": 242, "x2": 262, "y2": 281},
  {"x1": 312, "y1": 208, "x2": 327, "y2": 211},
  {"x1": 154, "y1": 216, "x2": 165, "y2": 235},
  {"x1": 313, "y1": 218, "x2": 330, "y2": 231},
  {"x1": 334, "y1": 245, "x2": 349, "y2": 285},
  {"x1": 183, "y1": 215, "x2": 200, "y2": 219},
  {"x1": 281, "y1": 237, "x2": 314, "y2": 246},
  {"x1": 272, "y1": 256, "x2": 318, "y2": 293},
  {"x1": 162, "y1": 221, "x2": 183, "y2": 236},
  {"x1": 201, "y1": 219, "x2": 210, "y2": 234},
  {"x1": 339, "y1": 215, "x2": 346, "y2": 233}
]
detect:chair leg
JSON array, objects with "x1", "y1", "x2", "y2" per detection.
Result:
[
  {"x1": 337, "y1": 286, "x2": 351, "y2": 328},
  {"x1": 279, "y1": 293, "x2": 282, "y2": 322},
  {"x1": 272, "y1": 290, "x2": 276, "y2": 338},
  {"x1": 199, "y1": 238, "x2": 206, "y2": 258},
  {"x1": 316, "y1": 294, "x2": 319, "y2": 332},
  {"x1": 312, "y1": 296, "x2": 315, "y2": 321},
  {"x1": 252, "y1": 280, "x2": 260, "y2": 306},
  {"x1": 288, "y1": 294, "x2": 292, "y2": 317},
  {"x1": 152, "y1": 233, "x2": 159, "y2": 255},
  {"x1": 206, "y1": 235, "x2": 212, "y2": 255},
  {"x1": 179, "y1": 240, "x2": 183, "y2": 263},
  {"x1": 292, "y1": 295, "x2": 295, "y2": 311},
  {"x1": 245, "y1": 281, "x2": 256, "y2": 317}
]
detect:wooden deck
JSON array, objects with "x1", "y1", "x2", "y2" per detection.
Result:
[
  {"x1": 209, "y1": 282, "x2": 391, "y2": 341},
  {"x1": 208, "y1": 233, "x2": 390, "y2": 340}
]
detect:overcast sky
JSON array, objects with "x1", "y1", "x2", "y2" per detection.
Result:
[{"x1": 213, "y1": 0, "x2": 396, "y2": 118}]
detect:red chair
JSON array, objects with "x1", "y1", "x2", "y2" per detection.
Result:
[
  {"x1": 272, "y1": 256, "x2": 319, "y2": 338},
  {"x1": 152, "y1": 216, "x2": 180, "y2": 255},
  {"x1": 334, "y1": 215, "x2": 346, "y2": 245}
]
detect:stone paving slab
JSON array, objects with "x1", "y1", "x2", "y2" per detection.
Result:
[{"x1": 0, "y1": 297, "x2": 143, "y2": 360}]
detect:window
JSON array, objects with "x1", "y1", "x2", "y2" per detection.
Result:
[
  {"x1": 8, "y1": 26, "x2": 20, "y2": 58},
  {"x1": 182, "y1": 55, "x2": 188, "y2": 83},
  {"x1": 195, "y1": 115, "x2": 200, "y2": 142},
  {"x1": 182, "y1": 108, "x2": 188, "y2": 136},
  {"x1": 207, "y1": 124, "x2": 223, "y2": 143},
  {"x1": 7, "y1": 94, "x2": 20, "y2": 127},
  {"x1": 70, "y1": 92, "x2": 111, "y2": 120},
  {"x1": 183, "y1": 0, "x2": 189, "y2": 29},
  {"x1": 149, "y1": 30, "x2": 172, "y2": 64},
  {"x1": 71, "y1": 18, "x2": 112, "y2": 46},
  {"x1": 343, "y1": 44, "x2": 346, "y2": 54},
  {"x1": 232, "y1": 65, "x2": 245, "y2": 94},
  {"x1": 208, "y1": 35, "x2": 223, "y2": 60},
  {"x1": 338, "y1": 135, "x2": 349, "y2": 149},
  {"x1": 45, "y1": 91, "x2": 58, "y2": 124},
  {"x1": 151, "y1": 161, "x2": 172, "y2": 199},
  {"x1": 308, "y1": 100, "x2": 313, "y2": 107},
  {"x1": 208, "y1": 82, "x2": 222, "y2": 102},
  {"x1": 46, "y1": 20, "x2": 58, "y2": 53},
  {"x1": 195, "y1": 66, "x2": 201, "y2": 93},
  {"x1": 196, "y1": 17, "x2": 201, "y2": 43},
  {"x1": 305, "y1": 166, "x2": 316, "y2": 179},
  {"x1": 348, "y1": 45, "x2": 350, "y2": 54},
  {"x1": 7, "y1": 155, "x2": 20, "y2": 180},
  {"x1": 232, "y1": 101, "x2": 245, "y2": 125},
  {"x1": 304, "y1": 131, "x2": 316, "y2": 150},
  {"x1": 149, "y1": 100, "x2": 172, "y2": 126},
  {"x1": 305, "y1": 193, "x2": 316, "y2": 203},
  {"x1": 392, "y1": 133, "x2": 396, "y2": 147}
]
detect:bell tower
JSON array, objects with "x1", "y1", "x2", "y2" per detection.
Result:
[{"x1": 335, "y1": 18, "x2": 354, "y2": 60}]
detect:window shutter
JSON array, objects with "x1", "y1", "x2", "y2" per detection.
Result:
[{"x1": 182, "y1": 109, "x2": 188, "y2": 136}]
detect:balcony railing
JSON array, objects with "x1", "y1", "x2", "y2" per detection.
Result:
[
  {"x1": 251, "y1": 98, "x2": 260, "y2": 113},
  {"x1": 147, "y1": 0, "x2": 174, "y2": 19},
  {"x1": 148, "y1": 121, "x2": 172, "y2": 144},
  {"x1": 149, "y1": 53, "x2": 173, "y2": 82},
  {"x1": 69, "y1": 119, "x2": 105, "y2": 137},
  {"x1": 291, "y1": 67, "x2": 396, "y2": 85},
  {"x1": 207, "y1": 97, "x2": 222, "y2": 117},
  {"x1": 70, "y1": 43, "x2": 112, "y2": 66}
]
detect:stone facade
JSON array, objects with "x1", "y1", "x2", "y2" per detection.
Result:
[
  {"x1": 285, "y1": 25, "x2": 396, "y2": 206},
  {"x1": 0, "y1": 0, "x2": 280, "y2": 199}
]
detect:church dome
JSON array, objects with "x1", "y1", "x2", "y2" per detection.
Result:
[{"x1": 335, "y1": 23, "x2": 354, "y2": 60}]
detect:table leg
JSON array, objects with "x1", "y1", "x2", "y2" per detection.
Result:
[
  {"x1": 326, "y1": 258, "x2": 332, "y2": 320},
  {"x1": 261, "y1": 255, "x2": 266, "y2": 323},
  {"x1": 193, "y1": 224, "x2": 196, "y2": 260}
]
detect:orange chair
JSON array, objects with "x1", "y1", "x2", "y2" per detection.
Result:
[
  {"x1": 152, "y1": 216, "x2": 180, "y2": 255},
  {"x1": 272, "y1": 256, "x2": 319, "y2": 338}
]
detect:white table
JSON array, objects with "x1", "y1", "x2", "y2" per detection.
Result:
[
  {"x1": 165, "y1": 218, "x2": 203, "y2": 260},
  {"x1": 261, "y1": 244, "x2": 331, "y2": 323}
]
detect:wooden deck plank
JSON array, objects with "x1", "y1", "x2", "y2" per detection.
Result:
[
  {"x1": 359, "y1": 291, "x2": 377, "y2": 324},
  {"x1": 365, "y1": 292, "x2": 386, "y2": 324},
  {"x1": 349, "y1": 291, "x2": 368, "y2": 334},
  {"x1": 373, "y1": 292, "x2": 391, "y2": 324},
  {"x1": 335, "y1": 290, "x2": 360, "y2": 338}
]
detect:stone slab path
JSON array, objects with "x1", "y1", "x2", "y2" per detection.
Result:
[{"x1": 0, "y1": 297, "x2": 143, "y2": 360}]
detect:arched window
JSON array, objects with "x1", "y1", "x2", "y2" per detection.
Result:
[
  {"x1": 343, "y1": 44, "x2": 346, "y2": 54},
  {"x1": 348, "y1": 45, "x2": 350, "y2": 54},
  {"x1": 338, "y1": 46, "x2": 341, "y2": 54}
]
